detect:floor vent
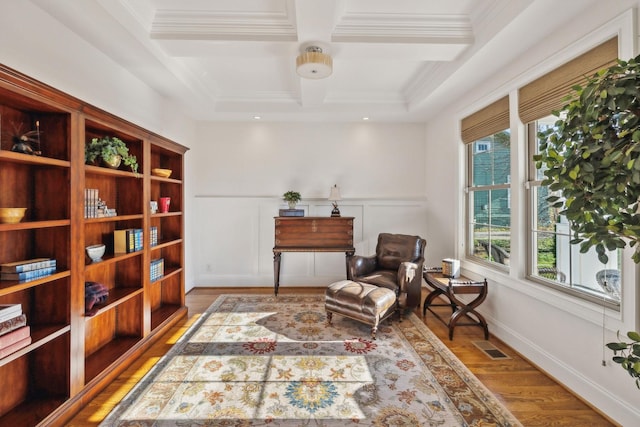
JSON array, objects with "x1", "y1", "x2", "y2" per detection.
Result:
[{"x1": 472, "y1": 340, "x2": 510, "y2": 360}]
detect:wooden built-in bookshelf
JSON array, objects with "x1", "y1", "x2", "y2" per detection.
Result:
[{"x1": 0, "y1": 64, "x2": 187, "y2": 426}]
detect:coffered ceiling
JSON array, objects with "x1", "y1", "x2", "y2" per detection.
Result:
[{"x1": 30, "y1": 0, "x2": 599, "y2": 122}]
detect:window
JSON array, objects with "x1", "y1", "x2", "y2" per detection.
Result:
[
  {"x1": 462, "y1": 96, "x2": 511, "y2": 268},
  {"x1": 476, "y1": 143, "x2": 489, "y2": 153},
  {"x1": 467, "y1": 131, "x2": 511, "y2": 265},
  {"x1": 527, "y1": 117, "x2": 621, "y2": 305},
  {"x1": 517, "y1": 37, "x2": 620, "y2": 306}
]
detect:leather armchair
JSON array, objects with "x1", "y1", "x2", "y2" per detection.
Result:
[{"x1": 348, "y1": 233, "x2": 426, "y2": 315}]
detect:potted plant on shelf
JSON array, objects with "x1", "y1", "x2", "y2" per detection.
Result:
[
  {"x1": 283, "y1": 191, "x2": 301, "y2": 209},
  {"x1": 85, "y1": 136, "x2": 138, "y2": 173},
  {"x1": 535, "y1": 54, "x2": 640, "y2": 386}
]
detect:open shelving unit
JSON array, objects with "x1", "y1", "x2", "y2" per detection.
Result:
[{"x1": 0, "y1": 64, "x2": 188, "y2": 426}]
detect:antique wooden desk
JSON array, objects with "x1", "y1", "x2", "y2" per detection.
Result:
[
  {"x1": 273, "y1": 217, "x2": 355, "y2": 295},
  {"x1": 422, "y1": 271, "x2": 489, "y2": 340}
]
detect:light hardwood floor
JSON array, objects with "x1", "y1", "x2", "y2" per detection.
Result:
[{"x1": 68, "y1": 287, "x2": 617, "y2": 426}]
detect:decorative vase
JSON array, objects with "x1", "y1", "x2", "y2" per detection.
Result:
[
  {"x1": 103, "y1": 155, "x2": 122, "y2": 169},
  {"x1": 288, "y1": 201, "x2": 297, "y2": 209}
]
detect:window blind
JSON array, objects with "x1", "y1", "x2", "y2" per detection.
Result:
[
  {"x1": 461, "y1": 96, "x2": 509, "y2": 144},
  {"x1": 518, "y1": 36, "x2": 618, "y2": 124}
]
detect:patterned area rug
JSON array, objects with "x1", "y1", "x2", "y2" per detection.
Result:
[{"x1": 101, "y1": 294, "x2": 521, "y2": 426}]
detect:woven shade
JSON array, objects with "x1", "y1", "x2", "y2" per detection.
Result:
[
  {"x1": 461, "y1": 96, "x2": 510, "y2": 144},
  {"x1": 518, "y1": 37, "x2": 618, "y2": 124}
]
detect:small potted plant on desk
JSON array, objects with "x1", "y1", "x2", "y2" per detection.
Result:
[
  {"x1": 85, "y1": 136, "x2": 138, "y2": 173},
  {"x1": 283, "y1": 191, "x2": 301, "y2": 209}
]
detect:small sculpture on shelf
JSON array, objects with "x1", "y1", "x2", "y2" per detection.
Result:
[{"x1": 9, "y1": 121, "x2": 42, "y2": 155}]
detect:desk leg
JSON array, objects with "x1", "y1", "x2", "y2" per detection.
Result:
[{"x1": 273, "y1": 251, "x2": 282, "y2": 296}]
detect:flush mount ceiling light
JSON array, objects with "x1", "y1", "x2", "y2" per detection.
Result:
[{"x1": 296, "y1": 45, "x2": 332, "y2": 79}]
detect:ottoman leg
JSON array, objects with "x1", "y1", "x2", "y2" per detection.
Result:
[{"x1": 326, "y1": 311, "x2": 333, "y2": 324}]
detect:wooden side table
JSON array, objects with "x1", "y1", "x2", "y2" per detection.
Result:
[{"x1": 422, "y1": 271, "x2": 489, "y2": 340}]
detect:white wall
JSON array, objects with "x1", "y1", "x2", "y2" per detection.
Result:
[
  {"x1": 191, "y1": 122, "x2": 430, "y2": 287},
  {"x1": 425, "y1": 4, "x2": 640, "y2": 425}
]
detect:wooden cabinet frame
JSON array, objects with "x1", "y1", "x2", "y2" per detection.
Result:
[{"x1": 0, "y1": 64, "x2": 188, "y2": 426}]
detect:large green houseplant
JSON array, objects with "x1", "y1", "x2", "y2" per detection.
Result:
[
  {"x1": 535, "y1": 55, "x2": 640, "y2": 265},
  {"x1": 85, "y1": 136, "x2": 138, "y2": 173},
  {"x1": 535, "y1": 54, "x2": 640, "y2": 387}
]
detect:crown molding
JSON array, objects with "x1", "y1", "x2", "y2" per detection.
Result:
[
  {"x1": 150, "y1": 10, "x2": 297, "y2": 41},
  {"x1": 332, "y1": 12, "x2": 474, "y2": 44}
]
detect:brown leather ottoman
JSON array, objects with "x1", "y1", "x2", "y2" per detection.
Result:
[{"x1": 325, "y1": 280, "x2": 397, "y2": 339}]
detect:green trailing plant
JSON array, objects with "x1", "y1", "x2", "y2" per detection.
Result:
[
  {"x1": 85, "y1": 136, "x2": 138, "y2": 173},
  {"x1": 282, "y1": 191, "x2": 301, "y2": 204},
  {"x1": 534, "y1": 55, "x2": 640, "y2": 265},
  {"x1": 606, "y1": 331, "x2": 640, "y2": 389}
]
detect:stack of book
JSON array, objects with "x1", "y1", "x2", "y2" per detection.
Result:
[
  {"x1": 0, "y1": 258, "x2": 57, "y2": 282},
  {"x1": 84, "y1": 188, "x2": 117, "y2": 218},
  {"x1": 114, "y1": 228, "x2": 143, "y2": 253},
  {"x1": 0, "y1": 304, "x2": 31, "y2": 358},
  {"x1": 150, "y1": 226, "x2": 158, "y2": 247},
  {"x1": 150, "y1": 258, "x2": 164, "y2": 282}
]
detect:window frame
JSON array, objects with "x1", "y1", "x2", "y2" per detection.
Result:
[
  {"x1": 466, "y1": 132, "x2": 512, "y2": 269},
  {"x1": 525, "y1": 120, "x2": 621, "y2": 310}
]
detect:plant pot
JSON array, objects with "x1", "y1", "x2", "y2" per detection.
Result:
[
  {"x1": 102, "y1": 155, "x2": 122, "y2": 169},
  {"x1": 288, "y1": 201, "x2": 297, "y2": 209}
]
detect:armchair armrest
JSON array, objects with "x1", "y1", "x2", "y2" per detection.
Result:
[
  {"x1": 397, "y1": 257, "x2": 425, "y2": 310},
  {"x1": 397, "y1": 261, "x2": 419, "y2": 289},
  {"x1": 348, "y1": 254, "x2": 378, "y2": 279}
]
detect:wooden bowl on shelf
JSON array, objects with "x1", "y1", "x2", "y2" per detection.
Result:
[
  {"x1": 152, "y1": 168, "x2": 172, "y2": 178},
  {"x1": 0, "y1": 207, "x2": 27, "y2": 224}
]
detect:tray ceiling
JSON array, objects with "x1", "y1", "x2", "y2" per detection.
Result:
[{"x1": 30, "y1": 0, "x2": 600, "y2": 122}]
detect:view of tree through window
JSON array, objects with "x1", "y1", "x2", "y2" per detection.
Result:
[
  {"x1": 529, "y1": 117, "x2": 621, "y2": 304},
  {"x1": 467, "y1": 130, "x2": 511, "y2": 265}
]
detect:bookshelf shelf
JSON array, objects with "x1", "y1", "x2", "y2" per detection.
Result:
[
  {"x1": 84, "y1": 287, "x2": 143, "y2": 318},
  {"x1": 0, "y1": 271, "x2": 71, "y2": 296},
  {"x1": 0, "y1": 220, "x2": 71, "y2": 232},
  {"x1": 84, "y1": 336, "x2": 140, "y2": 383},
  {"x1": 84, "y1": 214, "x2": 144, "y2": 224},
  {"x1": 151, "y1": 304, "x2": 184, "y2": 330},
  {"x1": 0, "y1": 64, "x2": 188, "y2": 425},
  {"x1": 0, "y1": 324, "x2": 70, "y2": 367},
  {"x1": 0, "y1": 150, "x2": 70, "y2": 167}
]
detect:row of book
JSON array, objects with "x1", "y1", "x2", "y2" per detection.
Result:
[
  {"x1": 0, "y1": 258, "x2": 57, "y2": 282},
  {"x1": 0, "y1": 304, "x2": 31, "y2": 359},
  {"x1": 114, "y1": 228, "x2": 143, "y2": 253},
  {"x1": 150, "y1": 258, "x2": 164, "y2": 282},
  {"x1": 82, "y1": 225, "x2": 160, "y2": 259},
  {"x1": 150, "y1": 226, "x2": 158, "y2": 247},
  {"x1": 84, "y1": 188, "x2": 117, "y2": 218}
]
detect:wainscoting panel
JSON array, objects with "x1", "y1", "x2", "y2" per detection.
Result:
[{"x1": 194, "y1": 197, "x2": 428, "y2": 287}]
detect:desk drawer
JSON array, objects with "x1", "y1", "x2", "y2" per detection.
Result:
[{"x1": 274, "y1": 217, "x2": 353, "y2": 249}]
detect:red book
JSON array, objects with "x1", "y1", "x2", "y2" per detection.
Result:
[
  {"x1": 0, "y1": 326, "x2": 30, "y2": 350},
  {"x1": 0, "y1": 336, "x2": 32, "y2": 358}
]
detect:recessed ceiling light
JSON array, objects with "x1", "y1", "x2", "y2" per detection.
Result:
[
  {"x1": 253, "y1": 115, "x2": 261, "y2": 120},
  {"x1": 362, "y1": 117, "x2": 370, "y2": 121}
]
